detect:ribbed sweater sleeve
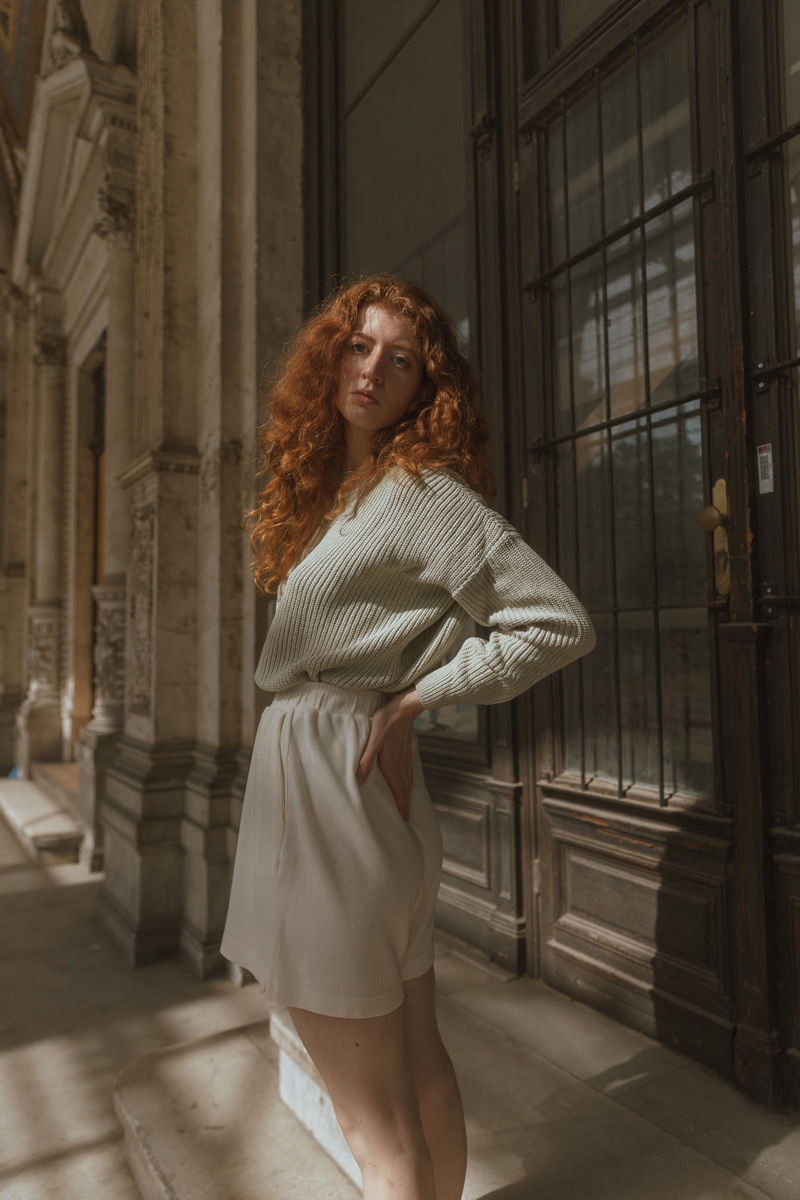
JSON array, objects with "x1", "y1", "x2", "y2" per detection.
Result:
[{"x1": 413, "y1": 526, "x2": 596, "y2": 712}]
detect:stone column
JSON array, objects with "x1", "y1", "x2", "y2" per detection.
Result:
[
  {"x1": 0, "y1": 285, "x2": 32, "y2": 772},
  {"x1": 76, "y1": 187, "x2": 134, "y2": 871},
  {"x1": 97, "y1": 0, "x2": 200, "y2": 964},
  {"x1": 14, "y1": 322, "x2": 67, "y2": 774}
]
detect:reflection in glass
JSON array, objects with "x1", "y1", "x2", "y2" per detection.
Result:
[
  {"x1": 653, "y1": 403, "x2": 706, "y2": 606},
  {"x1": 783, "y1": 0, "x2": 800, "y2": 127},
  {"x1": 575, "y1": 429, "x2": 614, "y2": 611},
  {"x1": 557, "y1": 0, "x2": 617, "y2": 48},
  {"x1": 618, "y1": 610, "x2": 660, "y2": 791},
  {"x1": 571, "y1": 252, "x2": 606, "y2": 427},
  {"x1": 552, "y1": 272, "x2": 572, "y2": 434},
  {"x1": 548, "y1": 117, "x2": 567, "y2": 264},
  {"x1": 646, "y1": 200, "x2": 699, "y2": 400},
  {"x1": 601, "y1": 60, "x2": 639, "y2": 233},
  {"x1": 611, "y1": 417, "x2": 655, "y2": 610},
  {"x1": 566, "y1": 89, "x2": 602, "y2": 255},
  {"x1": 547, "y1": 13, "x2": 713, "y2": 802},
  {"x1": 605, "y1": 232, "x2": 645, "y2": 419},
  {"x1": 582, "y1": 610, "x2": 617, "y2": 783},
  {"x1": 660, "y1": 608, "x2": 713, "y2": 797},
  {"x1": 640, "y1": 19, "x2": 691, "y2": 210}
]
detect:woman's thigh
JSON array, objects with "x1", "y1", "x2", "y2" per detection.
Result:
[{"x1": 287, "y1": 1003, "x2": 426, "y2": 1153}]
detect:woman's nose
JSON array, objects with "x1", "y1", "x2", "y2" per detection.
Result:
[{"x1": 362, "y1": 351, "x2": 383, "y2": 381}]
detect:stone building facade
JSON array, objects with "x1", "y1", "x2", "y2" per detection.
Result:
[{"x1": 3, "y1": 0, "x2": 800, "y2": 1111}]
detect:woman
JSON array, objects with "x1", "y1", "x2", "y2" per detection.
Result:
[{"x1": 221, "y1": 275, "x2": 596, "y2": 1199}]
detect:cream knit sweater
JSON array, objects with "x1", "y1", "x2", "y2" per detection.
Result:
[{"x1": 255, "y1": 464, "x2": 596, "y2": 711}]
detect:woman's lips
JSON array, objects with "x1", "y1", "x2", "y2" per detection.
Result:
[{"x1": 354, "y1": 392, "x2": 378, "y2": 406}]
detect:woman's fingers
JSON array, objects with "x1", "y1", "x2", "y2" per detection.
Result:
[{"x1": 356, "y1": 710, "x2": 414, "y2": 820}]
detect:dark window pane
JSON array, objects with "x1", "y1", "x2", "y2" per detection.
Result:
[
  {"x1": 601, "y1": 57, "x2": 640, "y2": 234},
  {"x1": 645, "y1": 199, "x2": 699, "y2": 401},
  {"x1": 783, "y1": 0, "x2": 800, "y2": 127},
  {"x1": 548, "y1": 117, "x2": 567, "y2": 264},
  {"x1": 339, "y1": 0, "x2": 469, "y2": 334},
  {"x1": 640, "y1": 18, "x2": 692, "y2": 211},
  {"x1": 582, "y1": 610, "x2": 617, "y2": 783},
  {"x1": 565, "y1": 89, "x2": 601, "y2": 254},
  {"x1": 339, "y1": 0, "x2": 433, "y2": 110},
  {"x1": 611, "y1": 416, "x2": 655, "y2": 610},
  {"x1": 557, "y1": 0, "x2": 618, "y2": 48},
  {"x1": 618, "y1": 610, "x2": 660, "y2": 791},
  {"x1": 552, "y1": 271, "x2": 573, "y2": 434},
  {"x1": 561, "y1": 658, "x2": 583, "y2": 776},
  {"x1": 571, "y1": 252, "x2": 606, "y2": 427},
  {"x1": 606, "y1": 231, "x2": 645, "y2": 419},
  {"x1": 785, "y1": 137, "x2": 800, "y2": 356},
  {"x1": 575, "y1": 427, "x2": 614, "y2": 610},
  {"x1": 652, "y1": 403, "x2": 706, "y2": 606},
  {"x1": 660, "y1": 608, "x2": 713, "y2": 797}
]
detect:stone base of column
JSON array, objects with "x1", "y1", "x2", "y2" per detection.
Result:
[
  {"x1": 14, "y1": 692, "x2": 63, "y2": 777},
  {"x1": 0, "y1": 693, "x2": 23, "y2": 774},
  {"x1": 179, "y1": 742, "x2": 242, "y2": 979},
  {"x1": 76, "y1": 726, "x2": 123, "y2": 873},
  {"x1": 97, "y1": 734, "x2": 193, "y2": 965}
]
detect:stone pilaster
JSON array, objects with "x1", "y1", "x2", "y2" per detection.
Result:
[
  {"x1": 97, "y1": 450, "x2": 198, "y2": 964},
  {"x1": 0, "y1": 285, "x2": 30, "y2": 771},
  {"x1": 77, "y1": 177, "x2": 135, "y2": 871},
  {"x1": 14, "y1": 319, "x2": 66, "y2": 775}
]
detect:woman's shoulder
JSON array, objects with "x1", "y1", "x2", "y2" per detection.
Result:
[{"x1": 385, "y1": 462, "x2": 488, "y2": 510}]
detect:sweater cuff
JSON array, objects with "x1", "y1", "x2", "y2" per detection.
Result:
[{"x1": 414, "y1": 665, "x2": 467, "y2": 712}]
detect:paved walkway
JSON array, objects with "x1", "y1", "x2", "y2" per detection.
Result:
[{"x1": 2, "y1": 808, "x2": 800, "y2": 1200}]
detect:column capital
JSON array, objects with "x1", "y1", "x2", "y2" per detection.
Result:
[
  {"x1": 95, "y1": 174, "x2": 135, "y2": 248},
  {"x1": 34, "y1": 332, "x2": 67, "y2": 371},
  {"x1": 3, "y1": 282, "x2": 30, "y2": 321}
]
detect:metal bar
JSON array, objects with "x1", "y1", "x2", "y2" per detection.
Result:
[
  {"x1": 593, "y1": 67, "x2": 624, "y2": 801},
  {"x1": 584, "y1": 599, "x2": 729, "y2": 615},
  {"x1": 560, "y1": 101, "x2": 587, "y2": 790},
  {"x1": 751, "y1": 353, "x2": 800, "y2": 380},
  {"x1": 528, "y1": 384, "x2": 716, "y2": 453},
  {"x1": 523, "y1": 172, "x2": 713, "y2": 294},
  {"x1": 634, "y1": 33, "x2": 666, "y2": 806},
  {"x1": 744, "y1": 117, "x2": 800, "y2": 162}
]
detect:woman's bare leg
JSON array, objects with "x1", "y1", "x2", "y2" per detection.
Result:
[
  {"x1": 401, "y1": 967, "x2": 467, "y2": 1200},
  {"x1": 287, "y1": 1003, "x2": 437, "y2": 1199}
]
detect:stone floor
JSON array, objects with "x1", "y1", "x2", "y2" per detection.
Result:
[{"x1": 2, "y1": 806, "x2": 800, "y2": 1200}]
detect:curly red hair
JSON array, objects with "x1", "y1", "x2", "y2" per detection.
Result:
[{"x1": 245, "y1": 274, "x2": 497, "y2": 595}]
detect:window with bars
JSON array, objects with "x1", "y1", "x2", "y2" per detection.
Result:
[{"x1": 534, "y1": 14, "x2": 715, "y2": 803}]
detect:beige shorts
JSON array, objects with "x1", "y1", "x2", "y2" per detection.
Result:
[{"x1": 220, "y1": 680, "x2": 444, "y2": 1018}]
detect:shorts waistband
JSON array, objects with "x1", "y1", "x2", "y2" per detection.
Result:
[{"x1": 269, "y1": 680, "x2": 392, "y2": 718}]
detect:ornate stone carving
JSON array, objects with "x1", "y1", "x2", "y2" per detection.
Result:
[
  {"x1": 34, "y1": 332, "x2": 67, "y2": 370},
  {"x1": 128, "y1": 506, "x2": 154, "y2": 715},
  {"x1": 50, "y1": 0, "x2": 95, "y2": 66},
  {"x1": 90, "y1": 582, "x2": 126, "y2": 730},
  {"x1": 3, "y1": 282, "x2": 29, "y2": 321},
  {"x1": 94, "y1": 175, "x2": 134, "y2": 246},
  {"x1": 28, "y1": 606, "x2": 59, "y2": 692}
]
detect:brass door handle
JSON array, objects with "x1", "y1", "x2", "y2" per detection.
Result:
[
  {"x1": 698, "y1": 505, "x2": 726, "y2": 532},
  {"x1": 698, "y1": 480, "x2": 729, "y2": 596}
]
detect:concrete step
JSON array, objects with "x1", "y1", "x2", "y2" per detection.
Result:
[
  {"x1": 31, "y1": 760, "x2": 80, "y2": 814},
  {"x1": 111, "y1": 944, "x2": 799, "y2": 1200},
  {"x1": 0, "y1": 778, "x2": 81, "y2": 864},
  {"x1": 113, "y1": 1019, "x2": 359, "y2": 1200}
]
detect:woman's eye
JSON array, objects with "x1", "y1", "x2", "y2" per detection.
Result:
[
  {"x1": 352, "y1": 341, "x2": 367, "y2": 353},
  {"x1": 393, "y1": 355, "x2": 409, "y2": 368}
]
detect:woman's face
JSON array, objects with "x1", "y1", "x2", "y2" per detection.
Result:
[{"x1": 334, "y1": 303, "x2": 428, "y2": 440}]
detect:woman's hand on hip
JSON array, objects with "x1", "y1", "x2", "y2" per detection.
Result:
[{"x1": 355, "y1": 687, "x2": 424, "y2": 821}]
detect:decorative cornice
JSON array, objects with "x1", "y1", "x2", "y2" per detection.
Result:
[{"x1": 118, "y1": 448, "x2": 201, "y2": 492}]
